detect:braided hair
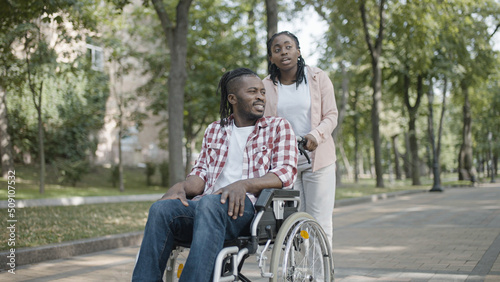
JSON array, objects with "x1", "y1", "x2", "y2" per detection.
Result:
[
  {"x1": 267, "y1": 31, "x2": 307, "y2": 88},
  {"x1": 218, "y1": 68, "x2": 259, "y2": 127}
]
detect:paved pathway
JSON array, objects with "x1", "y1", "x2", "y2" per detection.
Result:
[
  {"x1": 1, "y1": 185, "x2": 499, "y2": 281},
  {"x1": 332, "y1": 185, "x2": 500, "y2": 282}
]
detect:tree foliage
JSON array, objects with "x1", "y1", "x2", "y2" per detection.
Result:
[
  {"x1": 1, "y1": 0, "x2": 108, "y2": 187},
  {"x1": 296, "y1": 0, "x2": 499, "y2": 185}
]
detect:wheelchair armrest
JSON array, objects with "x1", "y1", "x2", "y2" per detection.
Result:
[{"x1": 254, "y1": 188, "x2": 300, "y2": 212}]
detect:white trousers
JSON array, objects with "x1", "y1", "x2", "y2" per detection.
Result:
[{"x1": 294, "y1": 161, "x2": 336, "y2": 248}]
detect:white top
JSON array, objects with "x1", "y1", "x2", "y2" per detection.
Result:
[
  {"x1": 277, "y1": 70, "x2": 312, "y2": 165},
  {"x1": 212, "y1": 123, "x2": 254, "y2": 193},
  {"x1": 277, "y1": 72, "x2": 311, "y2": 137}
]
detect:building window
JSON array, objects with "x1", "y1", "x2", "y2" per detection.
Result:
[{"x1": 86, "y1": 43, "x2": 104, "y2": 71}]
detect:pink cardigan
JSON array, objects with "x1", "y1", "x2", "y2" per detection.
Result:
[{"x1": 263, "y1": 65, "x2": 338, "y2": 172}]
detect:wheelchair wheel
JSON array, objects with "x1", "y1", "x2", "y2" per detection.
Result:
[
  {"x1": 269, "y1": 212, "x2": 334, "y2": 281},
  {"x1": 164, "y1": 246, "x2": 188, "y2": 282}
]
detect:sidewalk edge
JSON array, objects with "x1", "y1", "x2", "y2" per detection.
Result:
[{"x1": 335, "y1": 189, "x2": 426, "y2": 208}]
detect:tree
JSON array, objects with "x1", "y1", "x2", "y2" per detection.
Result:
[
  {"x1": 150, "y1": 0, "x2": 193, "y2": 185},
  {"x1": 0, "y1": 7, "x2": 18, "y2": 178},
  {"x1": 182, "y1": 0, "x2": 262, "y2": 172},
  {"x1": 291, "y1": 0, "x2": 500, "y2": 187},
  {"x1": 468, "y1": 56, "x2": 500, "y2": 182},
  {"x1": 359, "y1": 0, "x2": 386, "y2": 187},
  {"x1": 391, "y1": 134, "x2": 402, "y2": 180},
  {"x1": 403, "y1": 73, "x2": 424, "y2": 185},
  {"x1": 332, "y1": 62, "x2": 351, "y2": 184},
  {"x1": 427, "y1": 78, "x2": 446, "y2": 191},
  {"x1": 0, "y1": 2, "x2": 37, "y2": 179},
  {"x1": 127, "y1": 0, "x2": 263, "y2": 181},
  {"x1": 109, "y1": 59, "x2": 128, "y2": 192},
  {"x1": 24, "y1": 28, "x2": 52, "y2": 193},
  {"x1": 386, "y1": 0, "x2": 444, "y2": 186},
  {"x1": 97, "y1": 2, "x2": 148, "y2": 192},
  {"x1": 265, "y1": 0, "x2": 278, "y2": 71},
  {"x1": 0, "y1": 85, "x2": 13, "y2": 178},
  {"x1": 1, "y1": 0, "x2": 102, "y2": 190},
  {"x1": 458, "y1": 80, "x2": 476, "y2": 181},
  {"x1": 266, "y1": 0, "x2": 278, "y2": 39},
  {"x1": 446, "y1": 0, "x2": 499, "y2": 182}
]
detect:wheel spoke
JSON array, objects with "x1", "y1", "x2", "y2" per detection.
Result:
[{"x1": 270, "y1": 212, "x2": 333, "y2": 282}]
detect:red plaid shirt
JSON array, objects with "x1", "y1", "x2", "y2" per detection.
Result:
[{"x1": 189, "y1": 115, "x2": 298, "y2": 203}]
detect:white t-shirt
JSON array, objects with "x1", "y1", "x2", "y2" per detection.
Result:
[
  {"x1": 277, "y1": 70, "x2": 311, "y2": 165},
  {"x1": 277, "y1": 75, "x2": 311, "y2": 137},
  {"x1": 212, "y1": 124, "x2": 254, "y2": 192}
]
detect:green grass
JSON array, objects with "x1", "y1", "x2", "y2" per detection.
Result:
[
  {"x1": 0, "y1": 165, "x2": 166, "y2": 199},
  {"x1": 1, "y1": 201, "x2": 152, "y2": 251},
  {"x1": 0, "y1": 165, "x2": 474, "y2": 251}
]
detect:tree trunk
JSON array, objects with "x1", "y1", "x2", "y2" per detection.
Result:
[
  {"x1": 265, "y1": 0, "x2": 278, "y2": 40},
  {"x1": 371, "y1": 64, "x2": 384, "y2": 188},
  {"x1": 353, "y1": 91, "x2": 360, "y2": 183},
  {"x1": 185, "y1": 138, "x2": 195, "y2": 176},
  {"x1": 492, "y1": 153, "x2": 497, "y2": 183},
  {"x1": 458, "y1": 80, "x2": 476, "y2": 183},
  {"x1": 404, "y1": 73, "x2": 423, "y2": 186},
  {"x1": 118, "y1": 125, "x2": 124, "y2": 192},
  {"x1": 360, "y1": 0, "x2": 385, "y2": 188},
  {"x1": 152, "y1": 0, "x2": 193, "y2": 185},
  {"x1": 184, "y1": 113, "x2": 205, "y2": 176},
  {"x1": 265, "y1": 0, "x2": 278, "y2": 70},
  {"x1": 110, "y1": 61, "x2": 125, "y2": 192},
  {"x1": 333, "y1": 62, "x2": 349, "y2": 186},
  {"x1": 36, "y1": 88, "x2": 45, "y2": 194},
  {"x1": 366, "y1": 147, "x2": 374, "y2": 178},
  {"x1": 403, "y1": 132, "x2": 412, "y2": 179},
  {"x1": 427, "y1": 78, "x2": 442, "y2": 192},
  {"x1": 0, "y1": 86, "x2": 14, "y2": 178},
  {"x1": 117, "y1": 87, "x2": 124, "y2": 192},
  {"x1": 391, "y1": 135, "x2": 402, "y2": 180},
  {"x1": 27, "y1": 50, "x2": 45, "y2": 194},
  {"x1": 184, "y1": 116, "x2": 194, "y2": 177},
  {"x1": 339, "y1": 142, "x2": 353, "y2": 181},
  {"x1": 386, "y1": 140, "x2": 394, "y2": 184}
]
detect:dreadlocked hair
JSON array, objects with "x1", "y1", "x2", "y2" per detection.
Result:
[
  {"x1": 217, "y1": 68, "x2": 259, "y2": 127},
  {"x1": 267, "y1": 31, "x2": 307, "y2": 88}
]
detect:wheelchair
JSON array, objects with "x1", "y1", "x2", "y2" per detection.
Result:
[{"x1": 163, "y1": 188, "x2": 334, "y2": 281}]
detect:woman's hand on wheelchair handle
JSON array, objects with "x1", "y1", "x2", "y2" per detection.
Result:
[{"x1": 304, "y1": 134, "x2": 318, "y2": 151}]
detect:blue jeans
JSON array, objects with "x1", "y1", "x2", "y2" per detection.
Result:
[{"x1": 132, "y1": 194, "x2": 255, "y2": 282}]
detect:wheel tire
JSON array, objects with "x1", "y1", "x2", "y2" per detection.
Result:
[{"x1": 269, "y1": 212, "x2": 333, "y2": 281}]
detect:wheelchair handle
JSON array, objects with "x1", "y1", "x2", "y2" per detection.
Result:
[{"x1": 297, "y1": 136, "x2": 311, "y2": 164}]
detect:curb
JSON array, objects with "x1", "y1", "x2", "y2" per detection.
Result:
[
  {"x1": 0, "y1": 188, "x2": 432, "y2": 270},
  {"x1": 334, "y1": 189, "x2": 427, "y2": 208}
]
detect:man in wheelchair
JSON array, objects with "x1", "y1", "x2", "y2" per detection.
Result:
[{"x1": 132, "y1": 68, "x2": 298, "y2": 281}]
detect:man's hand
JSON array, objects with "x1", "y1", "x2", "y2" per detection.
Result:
[
  {"x1": 159, "y1": 182, "x2": 189, "y2": 207},
  {"x1": 215, "y1": 182, "x2": 248, "y2": 220},
  {"x1": 304, "y1": 134, "x2": 318, "y2": 151}
]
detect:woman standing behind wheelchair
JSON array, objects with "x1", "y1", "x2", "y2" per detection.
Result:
[{"x1": 263, "y1": 31, "x2": 338, "y2": 247}]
